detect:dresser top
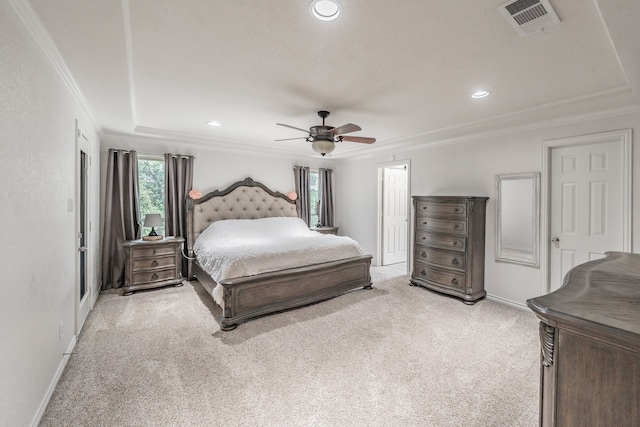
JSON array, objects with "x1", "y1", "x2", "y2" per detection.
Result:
[
  {"x1": 123, "y1": 236, "x2": 185, "y2": 247},
  {"x1": 412, "y1": 196, "x2": 489, "y2": 201},
  {"x1": 527, "y1": 252, "x2": 640, "y2": 340}
]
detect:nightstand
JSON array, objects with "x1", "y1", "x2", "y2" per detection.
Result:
[
  {"x1": 121, "y1": 236, "x2": 185, "y2": 295},
  {"x1": 312, "y1": 226, "x2": 339, "y2": 235}
]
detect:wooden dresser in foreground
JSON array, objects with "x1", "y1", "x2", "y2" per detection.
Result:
[
  {"x1": 527, "y1": 252, "x2": 640, "y2": 427},
  {"x1": 122, "y1": 237, "x2": 184, "y2": 295},
  {"x1": 410, "y1": 196, "x2": 488, "y2": 304}
]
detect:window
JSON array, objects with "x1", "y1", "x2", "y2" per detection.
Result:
[
  {"x1": 309, "y1": 169, "x2": 320, "y2": 227},
  {"x1": 138, "y1": 158, "x2": 165, "y2": 236}
]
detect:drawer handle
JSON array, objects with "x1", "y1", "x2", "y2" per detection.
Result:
[
  {"x1": 151, "y1": 260, "x2": 158, "y2": 267},
  {"x1": 454, "y1": 224, "x2": 459, "y2": 229},
  {"x1": 421, "y1": 252, "x2": 427, "y2": 258},
  {"x1": 455, "y1": 208, "x2": 460, "y2": 212},
  {"x1": 421, "y1": 236, "x2": 426, "y2": 241},
  {"x1": 420, "y1": 270, "x2": 426, "y2": 276},
  {"x1": 451, "y1": 278, "x2": 459, "y2": 285},
  {"x1": 422, "y1": 221, "x2": 428, "y2": 226},
  {"x1": 452, "y1": 242, "x2": 458, "y2": 246},
  {"x1": 452, "y1": 258, "x2": 459, "y2": 266},
  {"x1": 151, "y1": 273, "x2": 158, "y2": 280}
]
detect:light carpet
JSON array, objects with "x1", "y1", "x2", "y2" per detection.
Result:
[{"x1": 40, "y1": 267, "x2": 540, "y2": 426}]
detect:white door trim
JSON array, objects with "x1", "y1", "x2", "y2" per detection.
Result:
[
  {"x1": 376, "y1": 159, "x2": 411, "y2": 269},
  {"x1": 540, "y1": 129, "x2": 632, "y2": 294},
  {"x1": 75, "y1": 120, "x2": 93, "y2": 335}
]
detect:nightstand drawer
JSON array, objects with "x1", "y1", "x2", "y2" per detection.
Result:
[
  {"x1": 132, "y1": 268, "x2": 177, "y2": 285},
  {"x1": 132, "y1": 245, "x2": 177, "y2": 258},
  {"x1": 312, "y1": 226, "x2": 339, "y2": 235},
  {"x1": 133, "y1": 255, "x2": 176, "y2": 271}
]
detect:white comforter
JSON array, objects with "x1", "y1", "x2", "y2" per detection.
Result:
[{"x1": 193, "y1": 217, "x2": 365, "y2": 283}]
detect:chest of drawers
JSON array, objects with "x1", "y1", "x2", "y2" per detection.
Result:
[
  {"x1": 410, "y1": 196, "x2": 488, "y2": 304},
  {"x1": 122, "y1": 237, "x2": 185, "y2": 295}
]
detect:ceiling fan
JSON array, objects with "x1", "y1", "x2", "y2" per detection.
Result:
[{"x1": 276, "y1": 110, "x2": 376, "y2": 156}]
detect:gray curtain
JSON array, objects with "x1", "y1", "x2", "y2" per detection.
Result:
[
  {"x1": 293, "y1": 166, "x2": 310, "y2": 226},
  {"x1": 101, "y1": 149, "x2": 141, "y2": 290},
  {"x1": 165, "y1": 153, "x2": 194, "y2": 276},
  {"x1": 319, "y1": 168, "x2": 334, "y2": 227}
]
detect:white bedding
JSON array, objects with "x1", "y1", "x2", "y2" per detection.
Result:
[{"x1": 193, "y1": 217, "x2": 365, "y2": 284}]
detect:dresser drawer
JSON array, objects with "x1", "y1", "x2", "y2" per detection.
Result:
[
  {"x1": 416, "y1": 217, "x2": 467, "y2": 235},
  {"x1": 414, "y1": 246, "x2": 465, "y2": 271},
  {"x1": 413, "y1": 262, "x2": 465, "y2": 290},
  {"x1": 416, "y1": 201, "x2": 467, "y2": 217},
  {"x1": 132, "y1": 268, "x2": 177, "y2": 285},
  {"x1": 415, "y1": 232, "x2": 466, "y2": 252},
  {"x1": 132, "y1": 245, "x2": 177, "y2": 258},
  {"x1": 133, "y1": 255, "x2": 176, "y2": 271}
]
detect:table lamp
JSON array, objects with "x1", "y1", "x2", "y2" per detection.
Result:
[{"x1": 142, "y1": 213, "x2": 163, "y2": 241}]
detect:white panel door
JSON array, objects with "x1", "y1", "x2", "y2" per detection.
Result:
[
  {"x1": 382, "y1": 166, "x2": 408, "y2": 265},
  {"x1": 549, "y1": 139, "x2": 625, "y2": 291}
]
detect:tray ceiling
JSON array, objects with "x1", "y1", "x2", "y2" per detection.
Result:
[{"x1": 23, "y1": 0, "x2": 640, "y2": 158}]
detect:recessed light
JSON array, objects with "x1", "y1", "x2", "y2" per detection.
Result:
[
  {"x1": 471, "y1": 90, "x2": 490, "y2": 99},
  {"x1": 207, "y1": 121, "x2": 221, "y2": 127},
  {"x1": 310, "y1": 0, "x2": 341, "y2": 21}
]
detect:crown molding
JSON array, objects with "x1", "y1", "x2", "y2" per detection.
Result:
[
  {"x1": 7, "y1": 0, "x2": 101, "y2": 132},
  {"x1": 341, "y1": 103, "x2": 640, "y2": 162},
  {"x1": 130, "y1": 126, "x2": 319, "y2": 159}
]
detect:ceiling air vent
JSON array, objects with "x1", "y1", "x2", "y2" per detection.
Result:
[{"x1": 498, "y1": 0, "x2": 560, "y2": 37}]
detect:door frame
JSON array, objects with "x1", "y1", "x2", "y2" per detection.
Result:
[
  {"x1": 75, "y1": 121, "x2": 93, "y2": 335},
  {"x1": 540, "y1": 129, "x2": 632, "y2": 294},
  {"x1": 377, "y1": 159, "x2": 411, "y2": 269}
]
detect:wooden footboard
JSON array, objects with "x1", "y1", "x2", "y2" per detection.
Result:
[{"x1": 194, "y1": 254, "x2": 372, "y2": 330}]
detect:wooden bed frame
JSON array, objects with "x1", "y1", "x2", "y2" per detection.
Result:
[{"x1": 186, "y1": 177, "x2": 372, "y2": 331}]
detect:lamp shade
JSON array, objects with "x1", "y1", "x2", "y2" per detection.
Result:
[
  {"x1": 311, "y1": 139, "x2": 335, "y2": 156},
  {"x1": 143, "y1": 213, "x2": 163, "y2": 228}
]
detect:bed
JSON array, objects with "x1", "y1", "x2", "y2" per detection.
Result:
[{"x1": 186, "y1": 177, "x2": 372, "y2": 331}]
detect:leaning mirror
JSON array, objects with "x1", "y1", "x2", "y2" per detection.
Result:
[{"x1": 495, "y1": 172, "x2": 540, "y2": 267}]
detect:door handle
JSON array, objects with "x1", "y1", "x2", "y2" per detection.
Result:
[{"x1": 551, "y1": 236, "x2": 560, "y2": 247}]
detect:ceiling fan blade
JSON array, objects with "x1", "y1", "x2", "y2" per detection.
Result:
[
  {"x1": 341, "y1": 136, "x2": 376, "y2": 144},
  {"x1": 329, "y1": 123, "x2": 361, "y2": 135},
  {"x1": 276, "y1": 123, "x2": 309, "y2": 133},
  {"x1": 274, "y1": 137, "x2": 308, "y2": 141}
]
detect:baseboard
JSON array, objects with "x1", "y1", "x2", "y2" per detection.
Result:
[
  {"x1": 486, "y1": 294, "x2": 529, "y2": 311},
  {"x1": 92, "y1": 282, "x2": 100, "y2": 308},
  {"x1": 30, "y1": 334, "x2": 77, "y2": 427}
]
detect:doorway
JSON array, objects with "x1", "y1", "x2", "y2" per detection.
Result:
[
  {"x1": 378, "y1": 160, "x2": 410, "y2": 270},
  {"x1": 542, "y1": 129, "x2": 632, "y2": 293},
  {"x1": 76, "y1": 122, "x2": 92, "y2": 334}
]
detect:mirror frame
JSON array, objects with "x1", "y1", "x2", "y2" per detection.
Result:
[{"x1": 495, "y1": 172, "x2": 541, "y2": 267}]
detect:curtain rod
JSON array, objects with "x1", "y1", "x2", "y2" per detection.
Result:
[{"x1": 109, "y1": 149, "x2": 196, "y2": 159}]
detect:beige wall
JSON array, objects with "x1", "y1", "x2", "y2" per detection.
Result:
[
  {"x1": 0, "y1": 2, "x2": 101, "y2": 425},
  {"x1": 336, "y1": 109, "x2": 640, "y2": 306}
]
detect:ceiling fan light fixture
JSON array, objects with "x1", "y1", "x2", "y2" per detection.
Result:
[
  {"x1": 311, "y1": 139, "x2": 335, "y2": 156},
  {"x1": 310, "y1": 0, "x2": 341, "y2": 21}
]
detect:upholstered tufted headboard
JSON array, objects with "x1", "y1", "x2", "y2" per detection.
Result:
[{"x1": 185, "y1": 177, "x2": 299, "y2": 276}]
